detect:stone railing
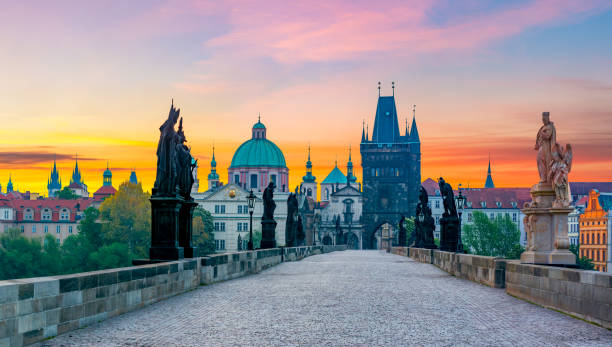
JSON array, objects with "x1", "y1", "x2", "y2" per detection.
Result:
[
  {"x1": 506, "y1": 261, "x2": 612, "y2": 329},
  {"x1": 0, "y1": 245, "x2": 345, "y2": 346},
  {"x1": 392, "y1": 247, "x2": 611, "y2": 328}
]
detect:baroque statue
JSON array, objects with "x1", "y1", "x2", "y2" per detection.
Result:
[
  {"x1": 175, "y1": 118, "x2": 197, "y2": 200},
  {"x1": 398, "y1": 215, "x2": 406, "y2": 247},
  {"x1": 154, "y1": 102, "x2": 181, "y2": 196},
  {"x1": 285, "y1": 193, "x2": 299, "y2": 246},
  {"x1": 262, "y1": 182, "x2": 276, "y2": 220},
  {"x1": 535, "y1": 112, "x2": 573, "y2": 207},
  {"x1": 439, "y1": 177, "x2": 457, "y2": 218}
]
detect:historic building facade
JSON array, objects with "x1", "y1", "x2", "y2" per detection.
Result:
[
  {"x1": 228, "y1": 118, "x2": 289, "y2": 193},
  {"x1": 360, "y1": 89, "x2": 421, "y2": 249},
  {"x1": 579, "y1": 189, "x2": 611, "y2": 272}
]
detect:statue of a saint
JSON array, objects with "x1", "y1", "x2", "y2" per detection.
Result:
[
  {"x1": 154, "y1": 103, "x2": 181, "y2": 195},
  {"x1": 550, "y1": 143, "x2": 573, "y2": 207},
  {"x1": 535, "y1": 112, "x2": 556, "y2": 184},
  {"x1": 262, "y1": 182, "x2": 276, "y2": 220},
  {"x1": 175, "y1": 118, "x2": 195, "y2": 200},
  {"x1": 439, "y1": 177, "x2": 457, "y2": 218}
]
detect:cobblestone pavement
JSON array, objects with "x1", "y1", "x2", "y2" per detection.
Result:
[{"x1": 39, "y1": 251, "x2": 612, "y2": 347}]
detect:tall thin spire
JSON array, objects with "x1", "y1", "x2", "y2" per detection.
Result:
[
  {"x1": 484, "y1": 154, "x2": 495, "y2": 188},
  {"x1": 366, "y1": 123, "x2": 369, "y2": 141},
  {"x1": 303, "y1": 143, "x2": 316, "y2": 183},
  {"x1": 377, "y1": 81, "x2": 381, "y2": 96},
  {"x1": 405, "y1": 117, "x2": 409, "y2": 136},
  {"x1": 361, "y1": 120, "x2": 366, "y2": 142},
  {"x1": 409, "y1": 104, "x2": 420, "y2": 142},
  {"x1": 392, "y1": 81, "x2": 395, "y2": 96}
]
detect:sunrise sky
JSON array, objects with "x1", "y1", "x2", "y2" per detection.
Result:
[{"x1": 1, "y1": 1, "x2": 611, "y2": 196}]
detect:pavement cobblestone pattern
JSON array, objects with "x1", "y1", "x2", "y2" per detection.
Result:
[{"x1": 38, "y1": 251, "x2": 612, "y2": 347}]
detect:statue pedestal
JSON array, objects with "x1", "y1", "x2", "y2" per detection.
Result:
[
  {"x1": 260, "y1": 219, "x2": 277, "y2": 249},
  {"x1": 149, "y1": 196, "x2": 184, "y2": 261},
  {"x1": 521, "y1": 183, "x2": 575, "y2": 266},
  {"x1": 439, "y1": 216, "x2": 459, "y2": 252},
  {"x1": 179, "y1": 200, "x2": 198, "y2": 258}
]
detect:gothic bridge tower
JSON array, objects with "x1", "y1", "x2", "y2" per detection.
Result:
[{"x1": 360, "y1": 83, "x2": 421, "y2": 249}]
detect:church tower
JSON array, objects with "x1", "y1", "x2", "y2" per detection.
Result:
[
  {"x1": 129, "y1": 170, "x2": 138, "y2": 184},
  {"x1": 6, "y1": 174, "x2": 13, "y2": 193},
  {"x1": 484, "y1": 156, "x2": 495, "y2": 188},
  {"x1": 360, "y1": 82, "x2": 421, "y2": 249},
  {"x1": 207, "y1": 146, "x2": 221, "y2": 190},
  {"x1": 48, "y1": 156, "x2": 62, "y2": 197},
  {"x1": 346, "y1": 146, "x2": 357, "y2": 187},
  {"x1": 301, "y1": 145, "x2": 317, "y2": 199},
  {"x1": 103, "y1": 162, "x2": 112, "y2": 186}
]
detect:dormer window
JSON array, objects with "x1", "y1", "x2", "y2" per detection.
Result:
[
  {"x1": 481, "y1": 201, "x2": 486, "y2": 208},
  {"x1": 24, "y1": 208, "x2": 34, "y2": 221},
  {"x1": 41, "y1": 208, "x2": 52, "y2": 221},
  {"x1": 510, "y1": 201, "x2": 517, "y2": 208},
  {"x1": 60, "y1": 208, "x2": 70, "y2": 221},
  {"x1": 496, "y1": 202, "x2": 502, "y2": 208},
  {"x1": 467, "y1": 202, "x2": 472, "y2": 208}
]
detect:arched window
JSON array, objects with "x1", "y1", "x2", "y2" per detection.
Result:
[
  {"x1": 60, "y1": 208, "x2": 70, "y2": 221},
  {"x1": 41, "y1": 208, "x2": 52, "y2": 221},
  {"x1": 24, "y1": 208, "x2": 33, "y2": 220}
]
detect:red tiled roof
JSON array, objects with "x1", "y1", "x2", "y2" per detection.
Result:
[
  {"x1": 8, "y1": 198, "x2": 93, "y2": 222},
  {"x1": 421, "y1": 178, "x2": 439, "y2": 196},
  {"x1": 67, "y1": 182, "x2": 85, "y2": 189},
  {"x1": 463, "y1": 188, "x2": 531, "y2": 209},
  {"x1": 93, "y1": 185, "x2": 117, "y2": 202}
]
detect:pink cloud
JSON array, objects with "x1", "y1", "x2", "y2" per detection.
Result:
[{"x1": 205, "y1": 0, "x2": 612, "y2": 63}]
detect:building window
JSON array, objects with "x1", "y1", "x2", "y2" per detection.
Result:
[
  {"x1": 60, "y1": 209, "x2": 70, "y2": 221},
  {"x1": 20, "y1": 225, "x2": 24, "y2": 233},
  {"x1": 238, "y1": 223, "x2": 243, "y2": 231},
  {"x1": 238, "y1": 205, "x2": 243, "y2": 214},
  {"x1": 490, "y1": 213, "x2": 494, "y2": 219},
  {"x1": 214, "y1": 222, "x2": 226, "y2": 231},
  {"x1": 3, "y1": 210, "x2": 8, "y2": 219},
  {"x1": 44, "y1": 225, "x2": 48, "y2": 233},
  {"x1": 215, "y1": 240, "x2": 226, "y2": 250},
  {"x1": 234, "y1": 174, "x2": 240, "y2": 184},
  {"x1": 512, "y1": 213, "x2": 517, "y2": 222},
  {"x1": 435, "y1": 200, "x2": 440, "y2": 209},
  {"x1": 24, "y1": 209, "x2": 33, "y2": 220},
  {"x1": 56, "y1": 225, "x2": 61, "y2": 234},
  {"x1": 32, "y1": 225, "x2": 36, "y2": 233},
  {"x1": 435, "y1": 216, "x2": 440, "y2": 225},
  {"x1": 69, "y1": 226, "x2": 73, "y2": 234},
  {"x1": 250, "y1": 174, "x2": 258, "y2": 189},
  {"x1": 307, "y1": 188, "x2": 312, "y2": 197},
  {"x1": 214, "y1": 205, "x2": 226, "y2": 214},
  {"x1": 325, "y1": 189, "x2": 329, "y2": 200},
  {"x1": 42, "y1": 209, "x2": 52, "y2": 221},
  {"x1": 270, "y1": 174, "x2": 277, "y2": 184}
]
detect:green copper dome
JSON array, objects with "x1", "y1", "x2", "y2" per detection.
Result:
[{"x1": 230, "y1": 121, "x2": 287, "y2": 168}]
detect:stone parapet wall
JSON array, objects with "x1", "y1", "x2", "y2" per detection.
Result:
[
  {"x1": 433, "y1": 251, "x2": 506, "y2": 288},
  {"x1": 390, "y1": 247, "x2": 408, "y2": 257},
  {"x1": 409, "y1": 247, "x2": 433, "y2": 263},
  {"x1": 322, "y1": 245, "x2": 348, "y2": 253},
  {"x1": 506, "y1": 261, "x2": 612, "y2": 329},
  {"x1": 0, "y1": 245, "x2": 343, "y2": 346}
]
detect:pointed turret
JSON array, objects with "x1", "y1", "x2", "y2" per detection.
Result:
[
  {"x1": 361, "y1": 121, "x2": 366, "y2": 143},
  {"x1": 409, "y1": 105, "x2": 419, "y2": 142},
  {"x1": 346, "y1": 146, "x2": 356, "y2": 185},
  {"x1": 207, "y1": 146, "x2": 220, "y2": 190},
  {"x1": 302, "y1": 145, "x2": 316, "y2": 183},
  {"x1": 404, "y1": 118, "x2": 409, "y2": 137},
  {"x1": 71, "y1": 154, "x2": 82, "y2": 184},
  {"x1": 129, "y1": 170, "x2": 138, "y2": 184},
  {"x1": 371, "y1": 89, "x2": 401, "y2": 143},
  {"x1": 484, "y1": 155, "x2": 495, "y2": 188},
  {"x1": 6, "y1": 174, "x2": 13, "y2": 193},
  {"x1": 48, "y1": 154, "x2": 62, "y2": 197}
]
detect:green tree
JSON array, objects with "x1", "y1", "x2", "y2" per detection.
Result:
[
  {"x1": 60, "y1": 234, "x2": 93, "y2": 274},
  {"x1": 99, "y1": 181, "x2": 151, "y2": 258},
  {"x1": 462, "y1": 211, "x2": 521, "y2": 258},
  {"x1": 569, "y1": 244, "x2": 595, "y2": 270},
  {"x1": 40, "y1": 234, "x2": 62, "y2": 275},
  {"x1": 88, "y1": 243, "x2": 131, "y2": 269},
  {"x1": 0, "y1": 229, "x2": 44, "y2": 280},
  {"x1": 248, "y1": 230, "x2": 262, "y2": 249},
  {"x1": 78, "y1": 207, "x2": 104, "y2": 249},
  {"x1": 193, "y1": 207, "x2": 215, "y2": 256},
  {"x1": 54, "y1": 187, "x2": 80, "y2": 199}
]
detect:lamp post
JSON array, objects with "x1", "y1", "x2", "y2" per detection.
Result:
[
  {"x1": 455, "y1": 188, "x2": 466, "y2": 253},
  {"x1": 247, "y1": 190, "x2": 256, "y2": 251}
]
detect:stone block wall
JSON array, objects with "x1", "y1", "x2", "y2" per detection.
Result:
[
  {"x1": 432, "y1": 250, "x2": 506, "y2": 288},
  {"x1": 409, "y1": 247, "x2": 434, "y2": 263},
  {"x1": 0, "y1": 259, "x2": 199, "y2": 347},
  {"x1": 322, "y1": 245, "x2": 348, "y2": 253},
  {"x1": 391, "y1": 247, "x2": 408, "y2": 257},
  {"x1": 506, "y1": 261, "x2": 612, "y2": 329},
  {"x1": 0, "y1": 245, "x2": 344, "y2": 346}
]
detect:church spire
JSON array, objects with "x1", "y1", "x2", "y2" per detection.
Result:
[
  {"x1": 48, "y1": 154, "x2": 61, "y2": 196},
  {"x1": 71, "y1": 154, "x2": 82, "y2": 184},
  {"x1": 6, "y1": 174, "x2": 13, "y2": 193},
  {"x1": 405, "y1": 117, "x2": 409, "y2": 137},
  {"x1": 207, "y1": 145, "x2": 220, "y2": 190},
  {"x1": 302, "y1": 144, "x2": 316, "y2": 183},
  {"x1": 346, "y1": 145, "x2": 356, "y2": 185},
  {"x1": 409, "y1": 105, "x2": 420, "y2": 142},
  {"x1": 361, "y1": 120, "x2": 366, "y2": 142},
  {"x1": 484, "y1": 154, "x2": 495, "y2": 188}
]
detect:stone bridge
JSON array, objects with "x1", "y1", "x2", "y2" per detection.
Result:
[{"x1": 31, "y1": 250, "x2": 611, "y2": 346}]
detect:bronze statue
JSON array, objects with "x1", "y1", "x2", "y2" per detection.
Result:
[
  {"x1": 262, "y1": 182, "x2": 276, "y2": 220},
  {"x1": 439, "y1": 177, "x2": 457, "y2": 218},
  {"x1": 398, "y1": 215, "x2": 407, "y2": 247},
  {"x1": 296, "y1": 215, "x2": 305, "y2": 246},
  {"x1": 154, "y1": 103, "x2": 181, "y2": 195}
]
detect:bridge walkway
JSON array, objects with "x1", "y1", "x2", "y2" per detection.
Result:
[{"x1": 39, "y1": 251, "x2": 612, "y2": 346}]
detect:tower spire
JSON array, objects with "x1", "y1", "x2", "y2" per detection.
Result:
[
  {"x1": 392, "y1": 81, "x2": 395, "y2": 96},
  {"x1": 366, "y1": 123, "x2": 369, "y2": 141},
  {"x1": 377, "y1": 81, "x2": 381, "y2": 96},
  {"x1": 409, "y1": 105, "x2": 420, "y2": 142},
  {"x1": 361, "y1": 119, "x2": 366, "y2": 142},
  {"x1": 484, "y1": 154, "x2": 495, "y2": 188},
  {"x1": 405, "y1": 117, "x2": 409, "y2": 137}
]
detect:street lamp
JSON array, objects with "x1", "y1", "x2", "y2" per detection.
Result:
[
  {"x1": 247, "y1": 190, "x2": 256, "y2": 251},
  {"x1": 455, "y1": 189, "x2": 466, "y2": 253}
]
